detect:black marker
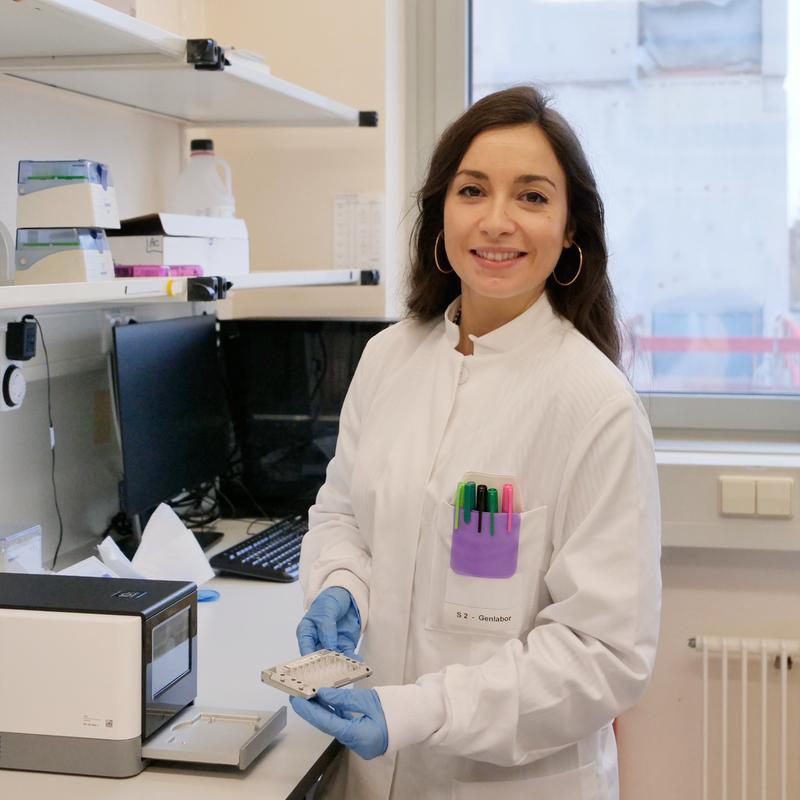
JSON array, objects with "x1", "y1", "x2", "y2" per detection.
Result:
[{"x1": 476, "y1": 484, "x2": 487, "y2": 533}]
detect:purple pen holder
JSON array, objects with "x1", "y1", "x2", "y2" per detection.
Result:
[{"x1": 450, "y1": 509, "x2": 520, "y2": 579}]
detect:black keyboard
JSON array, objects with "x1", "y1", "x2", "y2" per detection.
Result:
[{"x1": 209, "y1": 515, "x2": 307, "y2": 582}]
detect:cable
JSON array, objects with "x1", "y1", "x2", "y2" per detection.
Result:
[
  {"x1": 215, "y1": 483, "x2": 237, "y2": 516},
  {"x1": 24, "y1": 315, "x2": 64, "y2": 570},
  {"x1": 168, "y1": 481, "x2": 220, "y2": 528},
  {"x1": 229, "y1": 476, "x2": 271, "y2": 520},
  {"x1": 307, "y1": 328, "x2": 328, "y2": 422},
  {"x1": 101, "y1": 511, "x2": 134, "y2": 541},
  {"x1": 245, "y1": 518, "x2": 265, "y2": 536},
  {"x1": 219, "y1": 435, "x2": 279, "y2": 520}
]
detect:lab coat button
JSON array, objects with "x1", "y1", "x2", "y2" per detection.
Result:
[{"x1": 458, "y1": 365, "x2": 469, "y2": 384}]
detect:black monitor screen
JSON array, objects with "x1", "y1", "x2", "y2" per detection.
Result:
[
  {"x1": 112, "y1": 315, "x2": 229, "y2": 517},
  {"x1": 219, "y1": 318, "x2": 390, "y2": 517}
]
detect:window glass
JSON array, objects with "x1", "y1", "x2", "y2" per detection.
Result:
[{"x1": 472, "y1": 0, "x2": 800, "y2": 396}]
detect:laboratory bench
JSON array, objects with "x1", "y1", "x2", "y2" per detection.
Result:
[{"x1": 0, "y1": 519, "x2": 340, "y2": 800}]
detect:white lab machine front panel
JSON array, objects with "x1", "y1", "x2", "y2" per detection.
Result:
[
  {"x1": 0, "y1": 608, "x2": 142, "y2": 740},
  {"x1": 0, "y1": 574, "x2": 286, "y2": 778}
]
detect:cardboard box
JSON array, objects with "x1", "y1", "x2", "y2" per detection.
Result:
[{"x1": 107, "y1": 214, "x2": 249, "y2": 277}]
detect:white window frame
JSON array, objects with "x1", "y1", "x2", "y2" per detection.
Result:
[
  {"x1": 404, "y1": 0, "x2": 469, "y2": 195},
  {"x1": 405, "y1": 0, "x2": 800, "y2": 436}
]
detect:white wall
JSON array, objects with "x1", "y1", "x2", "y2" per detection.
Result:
[
  {"x1": 0, "y1": 73, "x2": 184, "y2": 565},
  {"x1": 619, "y1": 547, "x2": 800, "y2": 797},
  {"x1": 0, "y1": 0, "x2": 389, "y2": 564},
  {"x1": 0, "y1": 75, "x2": 180, "y2": 235},
  {"x1": 200, "y1": 0, "x2": 391, "y2": 318},
  {"x1": 134, "y1": 0, "x2": 206, "y2": 37}
]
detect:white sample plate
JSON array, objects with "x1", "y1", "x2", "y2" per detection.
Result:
[{"x1": 261, "y1": 649, "x2": 372, "y2": 699}]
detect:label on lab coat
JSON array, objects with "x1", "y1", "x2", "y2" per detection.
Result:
[
  {"x1": 427, "y1": 502, "x2": 549, "y2": 639},
  {"x1": 443, "y1": 604, "x2": 515, "y2": 632}
]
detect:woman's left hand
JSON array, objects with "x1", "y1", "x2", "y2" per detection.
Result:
[{"x1": 290, "y1": 686, "x2": 388, "y2": 760}]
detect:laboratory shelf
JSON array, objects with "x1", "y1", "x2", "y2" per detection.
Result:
[
  {"x1": 230, "y1": 269, "x2": 379, "y2": 290},
  {"x1": 0, "y1": 269, "x2": 381, "y2": 314},
  {"x1": 0, "y1": 277, "x2": 191, "y2": 311},
  {"x1": 216, "y1": 270, "x2": 385, "y2": 321},
  {"x1": 0, "y1": 0, "x2": 375, "y2": 128}
]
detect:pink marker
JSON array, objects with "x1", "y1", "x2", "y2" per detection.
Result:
[{"x1": 502, "y1": 483, "x2": 514, "y2": 532}]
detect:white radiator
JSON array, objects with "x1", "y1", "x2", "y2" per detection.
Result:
[{"x1": 690, "y1": 636, "x2": 799, "y2": 800}]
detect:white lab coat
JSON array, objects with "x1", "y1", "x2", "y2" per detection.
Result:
[{"x1": 299, "y1": 293, "x2": 661, "y2": 800}]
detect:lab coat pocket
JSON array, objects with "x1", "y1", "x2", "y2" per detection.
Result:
[
  {"x1": 426, "y1": 501, "x2": 548, "y2": 638},
  {"x1": 451, "y1": 763, "x2": 602, "y2": 800}
]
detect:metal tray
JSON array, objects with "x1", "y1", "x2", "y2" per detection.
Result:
[{"x1": 142, "y1": 705, "x2": 286, "y2": 770}]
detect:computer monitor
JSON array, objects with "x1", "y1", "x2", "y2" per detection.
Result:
[
  {"x1": 219, "y1": 318, "x2": 390, "y2": 518},
  {"x1": 111, "y1": 314, "x2": 230, "y2": 541}
]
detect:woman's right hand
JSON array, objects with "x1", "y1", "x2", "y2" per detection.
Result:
[{"x1": 296, "y1": 586, "x2": 362, "y2": 657}]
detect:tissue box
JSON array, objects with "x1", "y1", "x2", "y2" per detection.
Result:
[
  {"x1": 17, "y1": 160, "x2": 120, "y2": 230},
  {"x1": 107, "y1": 213, "x2": 249, "y2": 277},
  {"x1": 0, "y1": 523, "x2": 42, "y2": 573},
  {"x1": 15, "y1": 228, "x2": 115, "y2": 284}
]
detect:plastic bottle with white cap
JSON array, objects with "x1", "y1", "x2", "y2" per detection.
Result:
[{"x1": 168, "y1": 139, "x2": 236, "y2": 218}]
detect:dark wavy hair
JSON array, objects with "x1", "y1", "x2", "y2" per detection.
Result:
[{"x1": 405, "y1": 85, "x2": 620, "y2": 366}]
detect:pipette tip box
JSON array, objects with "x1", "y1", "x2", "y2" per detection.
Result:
[
  {"x1": 0, "y1": 523, "x2": 42, "y2": 573},
  {"x1": 17, "y1": 160, "x2": 120, "y2": 230},
  {"x1": 15, "y1": 228, "x2": 114, "y2": 284}
]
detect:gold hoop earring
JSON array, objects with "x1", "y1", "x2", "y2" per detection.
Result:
[
  {"x1": 552, "y1": 242, "x2": 583, "y2": 287},
  {"x1": 434, "y1": 231, "x2": 453, "y2": 274}
]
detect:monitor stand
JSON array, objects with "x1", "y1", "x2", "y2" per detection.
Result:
[
  {"x1": 131, "y1": 512, "x2": 224, "y2": 553},
  {"x1": 193, "y1": 529, "x2": 224, "y2": 551}
]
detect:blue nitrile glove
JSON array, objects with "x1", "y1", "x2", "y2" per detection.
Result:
[
  {"x1": 296, "y1": 586, "x2": 361, "y2": 657},
  {"x1": 290, "y1": 686, "x2": 388, "y2": 760}
]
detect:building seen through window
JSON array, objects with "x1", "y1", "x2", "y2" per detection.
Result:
[{"x1": 472, "y1": 0, "x2": 800, "y2": 395}]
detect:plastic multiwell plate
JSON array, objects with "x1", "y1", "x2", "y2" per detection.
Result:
[{"x1": 261, "y1": 649, "x2": 372, "y2": 699}]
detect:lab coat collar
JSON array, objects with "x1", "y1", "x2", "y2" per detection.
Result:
[{"x1": 443, "y1": 292, "x2": 561, "y2": 356}]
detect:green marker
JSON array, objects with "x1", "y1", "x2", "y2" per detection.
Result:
[
  {"x1": 453, "y1": 482, "x2": 465, "y2": 528},
  {"x1": 487, "y1": 488, "x2": 499, "y2": 536},
  {"x1": 463, "y1": 482, "x2": 476, "y2": 523}
]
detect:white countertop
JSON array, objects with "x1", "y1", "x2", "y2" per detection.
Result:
[{"x1": 0, "y1": 519, "x2": 338, "y2": 799}]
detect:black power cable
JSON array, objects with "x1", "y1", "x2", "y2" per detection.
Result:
[{"x1": 23, "y1": 315, "x2": 64, "y2": 570}]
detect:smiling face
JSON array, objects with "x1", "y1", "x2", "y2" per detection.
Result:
[{"x1": 443, "y1": 123, "x2": 572, "y2": 323}]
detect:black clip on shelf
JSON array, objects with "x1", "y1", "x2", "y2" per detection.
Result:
[
  {"x1": 186, "y1": 38, "x2": 229, "y2": 71},
  {"x1": 360, "y1": 270, "x2": 379, "y2": 285},
  {"x1": 187, "y1": 276, "x2": 233, "y2": 302}
]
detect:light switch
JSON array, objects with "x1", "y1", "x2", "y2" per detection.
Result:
[
  {"x1": 719, "y1": 476, "x2": 756, "y2": 516},
  {"x1": 756, "y1": 477, "x2": 794, "y2": 518}
]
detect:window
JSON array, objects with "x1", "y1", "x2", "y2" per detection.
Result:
[
  {"x1": 472, "y1": 0, "x2": 800, "y2": 398},
  {"x1": 416, "y1": 0, "x2": 800, "y2": 427}
]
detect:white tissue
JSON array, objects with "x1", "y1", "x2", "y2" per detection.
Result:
[
  {"x1": 59, "y1": 556, "x2": 120, "y2": 578},
  {"x1": 97, "y1": 536, "x2": 146, "y2": 579},
  {"x1": 131, "y1": 503, "x2": 215, "y2": 585}
]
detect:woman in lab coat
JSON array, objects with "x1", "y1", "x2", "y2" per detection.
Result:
[{"x1": 291, "y1": 85, "x2": 661, "y2": 800}]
